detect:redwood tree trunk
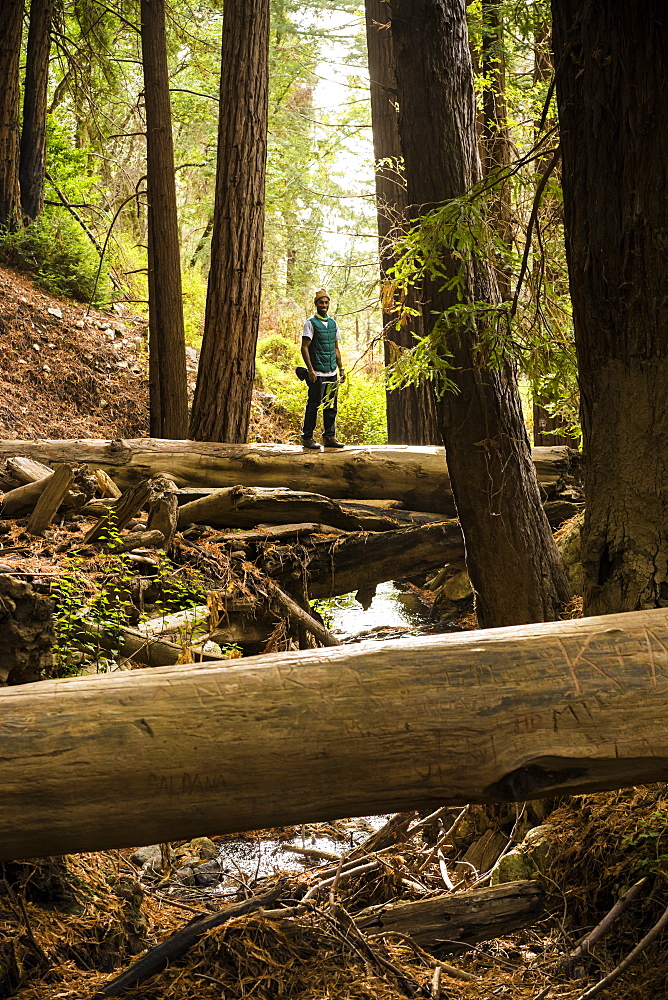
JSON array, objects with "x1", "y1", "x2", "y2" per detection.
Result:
[
  {"x1": 390, "y1": 0, "x2": 569, "y2": 627},
  {"x1": 0, "y1": 0, "x2": 23, "y2": 230},
  {"x1": 365, "y1": 0, "x2": 440, "y2": 445},
  {"x1": 141, "y1": 0, "x2": 189, "y2": 439},
  {"x1": 530, "y1": 19, "x2": 579, "y2": 450},
  {"x1": 552, "y1": 0, "x2": 668, "y2": 615},
  {"x1": 480, "y1": 0, "x2": 512, "y2": 300},
  {"x1": 189, "y1": 0, "x2": 270, "y2": 443},
  {"x1": 19, "y1": 0, "x2": 53, "y2": 223}
]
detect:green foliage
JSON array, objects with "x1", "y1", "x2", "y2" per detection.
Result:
[
  {"x1": 51, "y1": 553, "x2": 132, "y2": 675},
  {"x1": 0, "y1": 207, "x2": 111, "y2": 305},
  {"x1": 152, "y1": 557, "x2": 207, "y2": 614},
  {"x1": 257, "y1": 333, "x2": 302, "y2": 371},
  {"x1": 622, "y1": 809, "x2": 668, "y2": 876}
]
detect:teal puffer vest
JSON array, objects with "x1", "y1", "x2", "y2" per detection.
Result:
[{"x1": 308, "y1": 315, "x2": 338, "y2": 373}]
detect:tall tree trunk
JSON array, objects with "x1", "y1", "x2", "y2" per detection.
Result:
[
  {"x1": 141, "y1": 0, "x2": 189, "y2": 439},
  {"x1": 189, "y1": 0, "x2": 270, "y2": 443},
  {"x1": 365, "y1": 0, "x2": 440, "y2": 445},
  {"x1": 480, "y1": 0, "x2": 512, "y2": 300},
  {"x1": 552, "y1": 1, "x2": 668, "y2": 615},
  {"x1": 530, "y1": 18, "x2": 579, "y2": 449},
  {"x1": 19, "y1": 0, "x2": 53, "y2": 223},
  {"x1": 0, "y1": 0, "x2": 23, "y2": 230},
  {"x1": 390, "y1": 0, "x2": 569, "y2": 627}
]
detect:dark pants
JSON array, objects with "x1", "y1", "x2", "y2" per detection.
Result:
[{"x1": 302, "y1": 374, "x2": 338, "y2": 439}]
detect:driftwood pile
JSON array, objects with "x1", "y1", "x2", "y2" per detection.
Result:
[
  {"x1": 0, "y1": 451, "x2": 471, "y2": 668},
  {"x1": 0, "y1": 442, "x2": 584, "y2": 672}
]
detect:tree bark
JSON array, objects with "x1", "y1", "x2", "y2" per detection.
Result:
[
  {"x1": 140, "y1": 0, "x2": 189, "y2": 439},
  {"x1": 19, "y1": 0, "x2": 53, "y2": 222},
  {"x1": 364, "y1": 0, "x2": 440, "y2": 445},
  {"x1": 2, "y1": 606, "x2": 668, "y2": 860},
  {"x1": 0, "y1": 440, "x2": 580, "y2": 515},
  {"x1": 390, "y1": 0, "x2": 570, "y2": 627},
  {"x1": 552, "y1": 1, "x2": 668, "y2": 615},
  {"x1": 530, "y1": 19, "x2": 579, "y2": 450},
  {"x1": 189, "y1": 0, "x2": 270, "y2": 443},
  {"x1": 0, "y1": 0, "x2": 23, "y2": 229},
  {"x1": 480, "y1": 0, "x2": 512, "y2": 300}
]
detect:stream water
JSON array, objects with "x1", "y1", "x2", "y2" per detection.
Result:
[{"x1": 324, "y1": 581, "x2": 432, "y2": 642}]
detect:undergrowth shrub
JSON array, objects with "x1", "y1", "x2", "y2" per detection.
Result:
[
  {"x1": 0, "y1": 207, "x2": 111, "y2": 305},
  {"x1": 256, "y1": 335, "x2": 387, "y2": 444}
]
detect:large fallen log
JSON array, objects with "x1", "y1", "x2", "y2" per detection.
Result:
[
  {"x1": 176, "y1": 485, "x2": 400, "y2": 532},
  {"x1": 2, "y1": 607, "x2": 668, "y2": 860},
  {"x1": 356, "y1": 880, "x2": 545, "y2": 949},
  {"x1": 0, "y1": 440, "x2": 579, "y2": 515},
  {"x1": 269, "y1": 521, "x2": 465, "y2": 598}
]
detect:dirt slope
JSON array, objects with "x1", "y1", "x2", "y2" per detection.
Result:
[{"x1": 0, "y1": 265, "x2": 150, "y2": 439}]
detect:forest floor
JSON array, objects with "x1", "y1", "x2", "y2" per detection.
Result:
[
  {"x1": 0, "y1": 266, "x2": 666, "y2": 1000},
  {"x1": 0, "y1": 264, "x2": 295, "y2": 444}
]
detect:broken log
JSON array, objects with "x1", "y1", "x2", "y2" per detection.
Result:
[
  {"x1": 146, "y1": 474, "x2": 178, "y2": 547},
  {"x1": 93, "y1": 468, "x2": 122, "y2": 499},
  {"x1": 108, "y1": 529, "x2": 165, "y2": 553},
  {"x1": 356, "y1": 880, "x2": 545, "y2": 950},
  {"x1": 209, "y1": 523, "x2": 345, "y2": 544},
  {"x1": 264, "y1": 577, "x2": 341, "y2": 647},
  {"x1": 3, "y1": 607, "x2": 668, "y2": 859},
  {"x1": 5, "y1": 456, "x2": 54, "y2": 484},
  {"x1": 26, "y1": 463, "x2": 74, "y2": 535},
  {"x1": 84, "y1": 479, "x2": 153, "y2": 544},
  {"x1": 1, "y1": 460, "x2": 95, "y2": 514},
  {"x1": 0, "y1": 440, "x2": 579, "y2": 515},
  {"x1": 77, "y1": 620, "x2": 223, "y2": 668},
  {"x1": 176, "y1": 485, "x2": 400, "y2": 532},
  {"x1": 270, "y1": 521, "x2": 465, "y2": 598}
]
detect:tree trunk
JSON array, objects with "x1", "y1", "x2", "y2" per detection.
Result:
[
  {"x1": 364, "y1": 0, "x2": 440, "y2": 445},
  {"x1": 390, "y1": 0, "x2": 570, "y2": 627},
  {"x1": 189, "y1": 0, "x2": 270, "y2": 443},
  {"x1": 0, "y1": 0, "x2": 23, "y2": 229},
  {"x1": 533, "y1": 403, "x2": 579, "y2": 447},
  {"x1": 0, "y1": 439, "x2": 580, "y2": 515},
  {"x1": 2, "y1": 606, "x2": 668, "y2": 860},
  {"x1": 530, "y1": 19, "x2": 579, "y2": 450},
  {"x1": 19, "y1": 0, "x2": 52, "y2": 223},
  {"x1": 140, "y1": 0, "x2": 189, "y2": 439},
  {"x1": 480, "y1": 0, "x2": 512, "y2": 300},
  {"x1": 552, "y1": 1, "x2": 668, "y2": 615}
]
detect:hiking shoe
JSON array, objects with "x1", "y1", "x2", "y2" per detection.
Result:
[
  {"x1": 302, "y1": 437, "x2": 322, "y2": 450},
  {"x1": 295, "y1": 366, "x2": 308, "y2": 381},
  {"x1": 323, "y1": 437, "x2": 345, "y2": 448}
]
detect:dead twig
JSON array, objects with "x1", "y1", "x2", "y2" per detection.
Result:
[
  {"x1": 92, "y1": 882, "x2": 283, "y2": 998},
  {"x1": 554, "y1": 875, "x2": 650, "y2": 974},
  {"x1": 574, "y1": 898, "x2": 668, "y2": 1000},
  {"x1": 1, "y1": 878, "x2": 50, "y2": 967}
]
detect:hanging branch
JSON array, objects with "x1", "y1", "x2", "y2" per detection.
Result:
[{"x1": 509, "y1": 144, "x2": 561, "y2": 320}]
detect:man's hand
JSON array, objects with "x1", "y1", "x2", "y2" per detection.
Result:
[
  {"x1": 338, "y1": 368, "x2": 346, "y2": 384},
  {"x1": 307, "y1": 369, "x2": 317, "y2": 384}
]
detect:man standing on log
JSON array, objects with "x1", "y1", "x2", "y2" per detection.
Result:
[{"x1": 299, "y1": 289, "x2": 346, "y2": 450}]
